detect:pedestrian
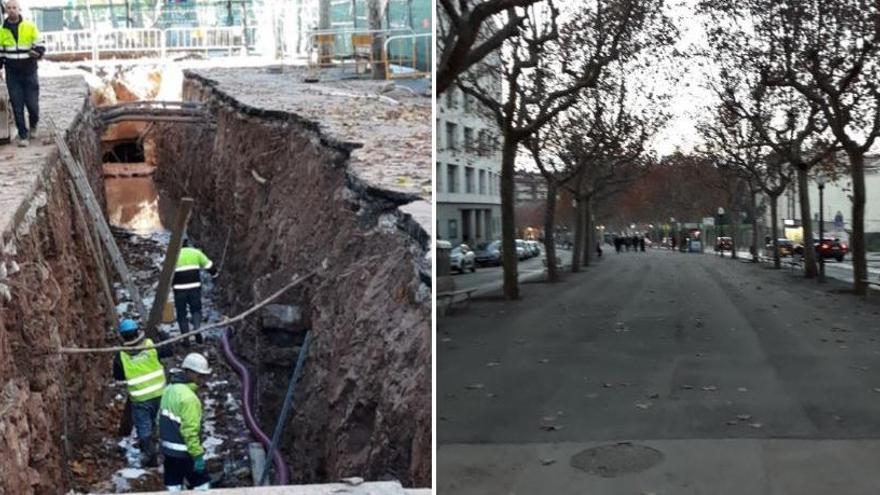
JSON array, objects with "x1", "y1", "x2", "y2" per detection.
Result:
[
  {"x1": 173, "y1": 237, "x2": 218, "y2": 345},
  {"x1": 671, "y1": 236, "x2": 677, "y2": 251},
  {"x1": 0, "y1": 0, "x2": 45, "y2": 147},
  {"x1": 596, "y1": 241, "x2": 603, "y2": 258},
  {"x1": 113, "y1": 318, "x2": 171, "y2": 468},
  {"x1": 640, "y1": 237, "x2": 646, "y2": 252},
  {"x1": 159, "y1": 353, "x2": 212, "y2": 491},
  {"x1": 614, "y1": 236, "x2": 621, "y2": 253}
]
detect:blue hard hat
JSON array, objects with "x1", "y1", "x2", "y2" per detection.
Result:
[{"x1": 118, "y1": 319, "x2": 139, "y2": 334}]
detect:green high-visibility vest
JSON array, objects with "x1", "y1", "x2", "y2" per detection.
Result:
[
  {"x1": 120, "y1": 338, "x2": 166, "y2": 402},
  {"x1": 0, "y1": 20, "x2": 41, "y2": 60}
]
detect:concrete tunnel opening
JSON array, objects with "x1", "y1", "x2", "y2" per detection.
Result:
[{"x1": 0, "y1": 66, "x2": 431, "y2": 494}]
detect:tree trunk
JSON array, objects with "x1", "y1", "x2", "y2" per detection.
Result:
[
  {"x1": 501, "y1": 139, "x2": 520, "y2": 299},
  {"x1": 544, "y1": 181, "x2": 560, "y2": 282},
  {"x1": 295, "y1": 0, "x2": 304, "y2": 53},
  {"x1": 750, "y1": 190, "x2": 759, "y2": 263},
  {"x1": 770, "y1": 193, "x2": 781, "y2": 269},
  {"x1": 583, "y1": 197, "x2": 593, "y2": 266},
  {"x1": 319, "y1": 0, "x2": 331, "y2": 28},
  {"x1": 796, "y1": 164, "x2": 818, "y2": 278},
  {"x1": 848, "y1": 150, "x2": 868, "y2": 295},
  {"x1": 318, "y1": 0, "x2": 331, "y2": 59},
  {"x1": 730, "y1": 205, "x2": 739, "y2": 260},
  {"x1": 571, "y1": 198, "x2": 585, "y2": 273},
  {"x1": 367, "y1": 0, "x2": 387, "y2": 79}
]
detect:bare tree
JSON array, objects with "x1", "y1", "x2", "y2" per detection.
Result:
[
  {"x1": 437, "y1": 0, "x2": 544, "y2": 94},
  {"x1": 526, "y1": 127, "x2": 577, "y2": 283},
  {"x1": 555, "y1": 86, "x2": 658, "y2": 271},
  {"x1": 698, "y1": 100, "x2": 796, "y2": 268},
  {"x1": 460, "y1": 0, "x2": 673, "y2": 299},
  {"x1": 700, "y1": 0, "x2": 880, "y2": 292}
]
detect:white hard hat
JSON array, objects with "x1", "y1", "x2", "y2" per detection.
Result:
[{"x1": 181, "y1": 353, "x2": 211, "y2": 375}]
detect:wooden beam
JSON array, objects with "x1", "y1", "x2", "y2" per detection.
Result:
[
  {"x1": 67, "y1": 180, "x2": 116, "y2": 330},
  {"x1": 48, "y1": 119, "x2": 148, "y2": 320},
  {"x1": 144, "y1": 197, "x2": 194, "y2": 338}
]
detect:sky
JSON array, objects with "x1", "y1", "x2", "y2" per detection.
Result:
[{"x1": 647, "y1": 0, "x2": 713, "y2": 156}]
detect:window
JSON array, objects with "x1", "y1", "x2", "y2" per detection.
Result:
[
  {"x1": 479, "y1": 170, "x2": 487, "y2": 194},
  {"x1": 447, "y1": 164, "x2": 459, "y2": 193},
  {"x1": 478, "y1": 130, "x2": 487, "y2": 156},
  {"x1": 436, "y1": 119, "x2": 441, "y2": 147},
  {"x1": 465, "y1": 167, "x2": 475, "y2": 194},
  {"x1": 463, "y1": 94, "x2": 472, "y2": 112},
  {"x1": 464, "y1": 127, "x2": 474, "y2": 152},
  {"x1": 445, "y1": 89, "x2": 456, "y2": 109},
  {"x1": 446, "y1": 122, "x2": 458, "y2": 150},
  {"x1": 436, "y1": 162, "x2": 443, "y2": 192},
  {"x1": 448, "y1": 219, "x2": 458, "y2": 240}
]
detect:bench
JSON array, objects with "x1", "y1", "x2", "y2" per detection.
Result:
[{"x1": 437, "y1": 288, "x2": 477, "y2": 312}]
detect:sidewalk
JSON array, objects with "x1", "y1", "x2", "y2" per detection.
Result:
[{"x1": 439, "y1": 439, "x2": 880, "y2": 495}]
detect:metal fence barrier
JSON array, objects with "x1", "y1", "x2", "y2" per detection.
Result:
[
  {"x1": 383, "y1": 32, "x2": 431, "y2": 80},
  {"x1": 42, "y1": 26, "x2": 253, "y2": 60},
  {"x1": 305, "y1": 27, "x2": 411, "y2": 71}
]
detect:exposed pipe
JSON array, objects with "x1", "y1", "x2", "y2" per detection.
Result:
[
  {"x1": 260, "y1": 331, "x2": 311, "y2": 486},
  {"x1": 220, "y1": 328, "x2": 290, "y2": 485}
]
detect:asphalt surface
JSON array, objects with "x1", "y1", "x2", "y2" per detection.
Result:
[{"x1": 438, "y1": 248, "x2": 880, "y2": 494}]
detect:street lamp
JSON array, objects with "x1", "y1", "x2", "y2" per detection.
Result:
[{"x1": 817, "y1": 173, "x2": 826, "y2": 282}]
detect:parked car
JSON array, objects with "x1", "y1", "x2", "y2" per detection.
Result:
[
  {"x1": 515, "y1": 239, "x2": 528, "y2": 260},
  {"x1": 450, "y1": 244, "x2": 477, "y2": 273},
  {"x1": 765, "y1": 238, "x2": 795, "y2": 257},
  {"x1": 475, "y1": 240, "x2": 502, "y2": 266},
  {"x1": 715, "y1": 236, "x2": 733, "y2": 252},
  {"x1": 526, "y1": 240, "x2": 541, "y2": 257},
  {"x1": 795, "y1": 238, "x2": 848, "y2": 261}
]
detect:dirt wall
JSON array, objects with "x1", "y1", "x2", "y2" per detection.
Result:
[
  {"x1": 0, "y1": 106, "x2": 110, "y2": 494},
  {"x1": 153, "y1": 73, "x2": 431, "y2": 487}
]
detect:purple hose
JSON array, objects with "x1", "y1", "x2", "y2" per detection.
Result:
[{"x1": 220, "y1": 329, "x2": 290, "y2": 485}]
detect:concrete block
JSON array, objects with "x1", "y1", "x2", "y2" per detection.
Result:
[{"x1": 261, "y1": 304, "x2": 304, "y2": 331}]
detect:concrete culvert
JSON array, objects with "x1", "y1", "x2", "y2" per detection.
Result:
[{"x1": 0, "y1": 63, "x2": 430, "y2": 494}]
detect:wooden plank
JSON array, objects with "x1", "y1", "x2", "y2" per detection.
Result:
[
  {"x1": 48, "y1": 119, "x2": 147, "y2": 320},
  {"x1": 144, "y1": 197, "x2": 194, "y2": 338},
  {"x1": 67, "y1": 180, "x2": 116, "y2": 329}
]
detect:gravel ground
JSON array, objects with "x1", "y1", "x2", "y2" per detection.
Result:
[{"x1": 188, "y1": 66, "x2": 431, "y2": 201}]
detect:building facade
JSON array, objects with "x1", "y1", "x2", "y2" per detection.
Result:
[
  {"x1": 514, "y1": 171, "x2": 549, "y2": 205},
  {"x1": 762, "y1": 155, "x2": 880, "y2": 247},
  {"x1": 436, "y1": 85, "x2": 502, "y2": 247}
]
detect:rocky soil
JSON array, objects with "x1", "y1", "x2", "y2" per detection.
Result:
[
  {"x1": 0, "y1": 79, "x2": 108, "y2": 494},
  {"x1": 152, "y1": 70, "x2": 431, "y2": 487}
]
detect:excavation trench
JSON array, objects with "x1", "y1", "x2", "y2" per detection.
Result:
[{"x1": 0, "y1": 68, "x2": 430, "y2": 494}]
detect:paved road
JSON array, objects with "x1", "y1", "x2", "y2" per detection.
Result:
[
  {"x1": 451, "y1": 249, "x2": 573, "y2": 295},
  {"x1": 438, "y1": 249, "x2": 880, "y2": 494}
]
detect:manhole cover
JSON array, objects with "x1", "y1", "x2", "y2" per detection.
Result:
[{"x1": 570, "y1": 442, "x2": 663, "y2": 478}]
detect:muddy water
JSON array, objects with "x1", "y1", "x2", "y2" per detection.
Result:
[{"x1": 104, "y1": 175, "x2": 177, "y2": 233}]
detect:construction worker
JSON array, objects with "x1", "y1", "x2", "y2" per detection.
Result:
[
  {"x1": 112, "y1": 318, "x2": 171, "y2": 467},
  {"x1": 173, "y1": 237, "x2": 217, "y2": 344},
  {"x1": 0, "y1": 0, "x2": 44, "y2": 147},
  {"x1": 159, "y1": 352, "x2": 212, "y2": 491}
]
